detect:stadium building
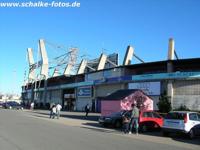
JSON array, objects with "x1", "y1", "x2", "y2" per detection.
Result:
[{"x1": 21, "y1": 38, "x2": 200, "y2": 111}]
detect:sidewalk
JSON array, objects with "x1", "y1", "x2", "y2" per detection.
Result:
[{"x1": 25, "y1": 109, "x2": 102, "y2": 128}]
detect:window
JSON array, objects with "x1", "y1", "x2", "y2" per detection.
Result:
[
  {"x1": 189, "y1": 113, "x2": 198, "y2": 121},
  {"x1": 143, "y1": 112, "x2": 153, "y2": 117},
  {"x1": 152, "y1": 112, "x2": 161, "y2": 118},
  {"x1": 166, "y1": 112, "x2": 186, "y2": 120},
  {"x1": 197, "y1": 114, "x2": 200, "y2": 121}
]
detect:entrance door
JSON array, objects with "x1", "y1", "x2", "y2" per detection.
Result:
[{"x1": 62, "y1": 89, "x2": 75, "y2": 111}]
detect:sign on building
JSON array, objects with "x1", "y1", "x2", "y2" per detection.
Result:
[
  {"x1": 128, "y1": 82, "x2": 160, "y2": 96},
  {"x1": 77, "y1": 86, "x2": 92, "y2": 97}
]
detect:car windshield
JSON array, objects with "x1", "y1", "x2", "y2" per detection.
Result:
[{"x1": 165, "y1": 112, "x2": 186, "y2": 120}]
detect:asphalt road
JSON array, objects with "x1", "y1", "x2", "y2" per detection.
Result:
[{"x1": 0, "y1": 109, "x2": 199, "y2": 150}]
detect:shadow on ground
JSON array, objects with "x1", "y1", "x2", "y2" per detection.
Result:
[
  {"x1": 171, "y1": 133, "x2": 200, "y2": 145},
  {"x1": 81, "y1": 123, "x2": 119, "y2": 134},
  {"x1": 61, "y1": 114, "x2": 99, "y2": 121},
  {"x1": 141, "y1": 131, "x2": 200, "y2": 146},
  {"x1": 81, "y1": 122, "x2": 122, "y2": 133},
  {"x1": 30, "y1": 111, "x2": 100, "y2": 121},
  {"x1": 83, "y1": 121, "x2": 200, "y2": 146}
]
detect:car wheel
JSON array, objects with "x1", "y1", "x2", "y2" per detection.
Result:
[
  {"x1": 115, "y1": 120, "x2": 122, "y2": 128},
  {"x1": 102, "y1": 123, "x2": 108, "y2": 127},
  {"x1": 141, "y1": 124, "x2": 147, "y2": 132},
  {"x1": 162, "y1": 131, "x2": 169, "y2": 136},
  {"x1": 189, "y1": 129, "x2": 195, "y2": 139}
]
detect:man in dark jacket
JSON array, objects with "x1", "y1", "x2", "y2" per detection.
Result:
[{"x1": 85, "y1": 104, "x2": 90, "y2": 117}]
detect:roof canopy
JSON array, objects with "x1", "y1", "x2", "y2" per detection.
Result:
[{"x1": 103, "y1": 89, "x2": 148, "y2": 100}]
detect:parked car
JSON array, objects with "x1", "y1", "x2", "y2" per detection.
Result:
[
  {"x1": 162, "y1": 111, "x2": 200, "y2": 139},
  {"x1": 139, "y1": 110, "x2": 163, "y2": 132},
  {"x1": 3, "y1": 101, "x2": 23, "y2": 110},
  {"x1": 2, "y1": 102, "x2": 12, "y2": 109},
  {"x1": 0, "y1": 101, "x2": 4, "y2": 107},
  {"x1": 99, "y1": 110, "x2": 163, "y2": 131},
  {"x1": 99, "y1": 110, "x2": 125, "y2": 128}
]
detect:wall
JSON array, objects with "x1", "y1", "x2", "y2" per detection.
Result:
[
  {"x1": 76, "y1": 97, "x2": 92, "y2": 111},
  {"x1": 95, "y1": 84, "x2": 124, "y2": 97},
  {"x1": 173, "y1": 80, "x2": 200, "y2": 111},
  {"x1": 85, "y1": 68, "x2": 122, "y2": 81},
  {"x1": 150, "y1": 96, "x2": 159, "y2": 110},
  {"x1": 101, "y1": 100, "x2": 121, "y2": 116},
  {"x1": 76, "y1": 86, "x2": 93, "y2": 111},
  {"x1": 46, "y1": 90, "x2": 62, "y2": 104}
]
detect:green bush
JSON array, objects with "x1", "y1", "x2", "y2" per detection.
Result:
[
  {"x1": 174, "y1": 105, "x2": 190, "y2": 111},
  {"x1": 157, "y1": 91, "x2": 172, "y2": 113}
]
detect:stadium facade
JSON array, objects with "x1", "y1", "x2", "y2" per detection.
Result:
[{"x1": 21, "y1": 39, "x2": 200, "y2": 111}]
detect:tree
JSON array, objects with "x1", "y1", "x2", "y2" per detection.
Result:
[{"x1": 157, "y1": 91, "x2": 172, "y2": 113}]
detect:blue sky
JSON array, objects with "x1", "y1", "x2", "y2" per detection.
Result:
[{"x1": 0, "y1": 0, "x2": 200, "y2": 95}]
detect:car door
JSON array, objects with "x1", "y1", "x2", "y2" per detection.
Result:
[
  {"x1": 193, "y1": 114, "x2": 200, "y2": 135},
  {"x1": 163, "y1": 112, "x2": 185, "y2": 130},
  {"x1": 188, "y1": 113, "x2": 200, "y2": 132},
  {"x1": 152, "y1": 112, "x2": 163, "y2": 127},
  {"x1": 140, "y1": 111, "x2": 153, "y2": 123}
]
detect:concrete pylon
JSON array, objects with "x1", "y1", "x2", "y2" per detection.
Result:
[
  {"x1": 168, "y1": 38, "x2": 175, "y2": 60},
  {"x1": 39, "y1": 39, "x2": 48, "y2": 79},
  {"x1": 97, "y1": 53, "x2": 107, "y2": 70},
  {"x1": 123, "y1": 45, "x2": 134, "y2": 65},
  {"x1": 52, "y1": 68, "x2": 60, "y2": 77},
  {"x1": 63, "y1": 64, "x2": 72, "y2": 76},
  {"x1": 27, "y1": 48, "x2": 35, "y2": 81},
  {"x1": 77, "y1": 59, "x2": 87, "y2": 74},
  {"x1": 167, "y1": 38, "x2": 175, "y2": 109}
]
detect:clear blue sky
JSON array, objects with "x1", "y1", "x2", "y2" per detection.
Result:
[{"x1": 0, "y1": 0, "x2": 200, "y2": 95}]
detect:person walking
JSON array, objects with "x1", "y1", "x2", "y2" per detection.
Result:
[
  {"x1": 129, "y1": 103, "x2": 139, "y2": 135},
  {"x1": 56, "y1": 103, "x2": 62, "y2": 119},
  {"x1": 49, "y1": 103, "x2": 54, "y2": 118},
  {"x1": 50, "y1": 104, "x2": 56, "y2": 119},
  {"x1": 30, "y1": 102, "x2": 34, "y2": 110},
  {"x1": 85, "y1": 104, "x2": 90, "y2": 117},
  {"x1": 51, "y1": 105, "x2": 57, "y2": 119}
]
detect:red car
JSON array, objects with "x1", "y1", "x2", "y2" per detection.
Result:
[{"x1": 139, "y1": 110, "x2": 163, "y2": 132}]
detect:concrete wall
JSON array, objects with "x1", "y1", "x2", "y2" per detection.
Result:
[
  {"x1": 76, "y1": 97, "x2": 92, "y2": 111},
  {"x1": 46, "y1": 90, "x2": 62, "y2": 104},
  {"x1": 150, "y1": 96, "x2": 159, "y2": 110},
  {"x1": 85, "y1": 68, "x2": 122, "y2": 81},
  {"x1": 173, "y1": 80, "x2": 200, "y2": 111},
  {"x1": 173, "y1": 95, "x2": 200, "y2": 110},
  {"x1": 95, "y1": 84, "x2": 124, "y2": 97}
]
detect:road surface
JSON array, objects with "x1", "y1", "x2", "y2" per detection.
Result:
[{"x1": 0, "y1": 109, "x2": 199, "y2": 150}]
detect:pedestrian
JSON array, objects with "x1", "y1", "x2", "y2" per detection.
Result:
[
  {"x1": 122, "y1": 114, "x2": 130, "y2": 134},
  {"x1": 49, "y1": 103, "x2": 54, "y2": 119},
  {"x1": 129, "y1": 103, "x2": 139, "y2": 135},
  {"x1": 85, "y1": 104, "x2": 90, "y2": 117},
  {"x1": 51, "y1": 105, "x2": 57, "y2": 119},
  {"x1": 30, "y1": 102, "x2": 34, "y2": 110},
  {"x1": 56, "y1": 103, "x2": 62, "y2": 119}
]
